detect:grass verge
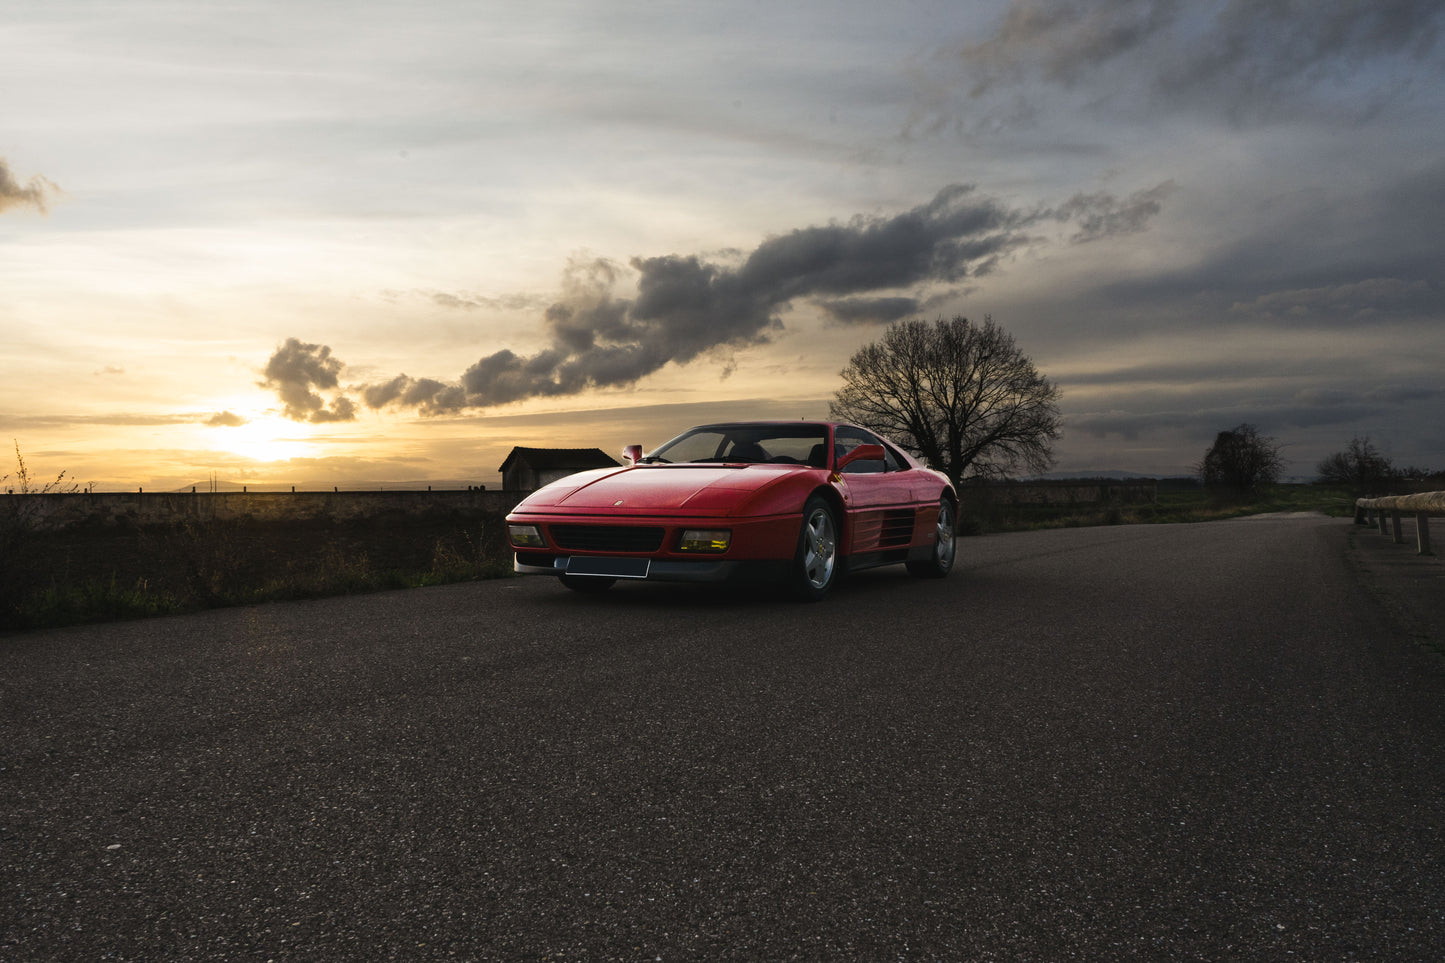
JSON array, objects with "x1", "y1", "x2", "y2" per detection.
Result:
[
  {"x1": 1, "y1": 515, "x2": 512, "y2": 632},
  {"x1": 957, "y1": 483, "x2": 1358, "y2": 535}
]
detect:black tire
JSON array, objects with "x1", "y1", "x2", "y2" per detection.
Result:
[
  {"x1": 906, "y1": 496, "x2": 956, "y2": 579},
  {"x1": 792, "y1": 496, "x2": 841, "y2": 601},
  {"x1": 559, "y1": 575, "x2": 616, "y2": 593}
]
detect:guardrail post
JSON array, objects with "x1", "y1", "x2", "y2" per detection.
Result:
[{"x1": 1359, "y1": 493, "x2": 1443, "y2": 556}]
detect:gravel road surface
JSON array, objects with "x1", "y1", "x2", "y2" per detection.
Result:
[{"x1": 4, "y1": 515, "x2": 1445, "y2": 960}]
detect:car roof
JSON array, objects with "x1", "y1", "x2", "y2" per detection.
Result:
[{"x1": 684, "y1": 420, "x2": 846, "y2": 429}]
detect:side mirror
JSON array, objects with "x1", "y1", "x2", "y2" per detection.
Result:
[
  {"x1": 622, "y1": 444, "x2": 643, "y2": 466},
  {"x1": 834, "y1": 443, "x2": 886, "y2": 474}
]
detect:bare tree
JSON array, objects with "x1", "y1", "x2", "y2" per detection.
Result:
[
  {"x1": 1197, "y1": 424, "x2": 1285, "y2": 499},
  {"x1": 1315, "y1": 436, "x2": 1393, "y2": 494},
  {"x1": 828, "y1": 316, "x2": 1061, "y2": 491}
]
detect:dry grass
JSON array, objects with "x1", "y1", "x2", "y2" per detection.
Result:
[{"x1": 1, "y1": 515, "x2": 511, "y2": 632}]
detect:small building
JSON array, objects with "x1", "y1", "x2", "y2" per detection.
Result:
[{"x1": 498, "y1": 447, "x2": 621, "y2": 492}]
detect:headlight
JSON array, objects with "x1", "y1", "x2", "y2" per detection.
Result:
[
  {"x1": 508, "y1": 524, "x2": 547, "y2": 548},
  {"x1": 678, "y1": 529, "x2": 731, "y2": 553}
]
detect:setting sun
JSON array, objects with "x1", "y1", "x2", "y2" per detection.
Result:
[{"x1": 211, "y1": 415, "x2": 320, "y2": 463}]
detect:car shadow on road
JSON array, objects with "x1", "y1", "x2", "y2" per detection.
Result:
[{"x1": 530, "y1": 566, "x2": 936, "y2": 611}]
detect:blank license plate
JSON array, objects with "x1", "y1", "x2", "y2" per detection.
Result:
[{"x1": 565, "y1": 557, "x2": 651, "y2": 579}]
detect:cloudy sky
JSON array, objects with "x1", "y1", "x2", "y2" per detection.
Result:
[{"x1": 3, "y1": 0, "x2": 1443, "y2": 489}]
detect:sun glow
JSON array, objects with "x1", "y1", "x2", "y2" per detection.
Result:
[{"x1": 211, "y1": 415, "x2": 321, "y2": 462}]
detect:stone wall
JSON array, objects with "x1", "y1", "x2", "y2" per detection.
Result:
[{"x1": 1, "y1": 489, "x2": 528, "y2": 532}]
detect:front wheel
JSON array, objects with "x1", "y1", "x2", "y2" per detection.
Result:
[
  {"x1": 907, "y1": 497, "x2": 956, "y2": 579},
  {"x1": 792, "y1": 496, "x2": 840, "y2": 601}
]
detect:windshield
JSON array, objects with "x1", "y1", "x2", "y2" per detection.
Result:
[{"x1": 644, "y1": 423, "x2": 830, "y2": 467}]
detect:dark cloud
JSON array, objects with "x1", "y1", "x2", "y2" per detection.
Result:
[
  {"x1": 0, "y1": 159, "x2": 59, "y2": 214},
  {"x1": 928, "y1": 0, "x2": 1445, "y2": 127},
  {"x1": 962, "y1": 0, "x2": 1182, "y2": 93},
  {"x1": 349, "y1": 184, "x2": 1106, "y2": 412},
  {"x1": 360, "y1": 374, "x2": 464, "y2": 414},
  {"x1": 260, "y1": 338, "x2": 357, "y2": 423},
  {"x1": 307, "y1": 395, "x2": 356, "y2": 423},
  {"x1": 260, "y1": 184, "x2": 1168, "y2": 416},
  {"x1": 1052, "y1": 181, "x2": 1178, "y2": 243},
  {"x1": 817, "y1": 296, "x2": 922, "y2": 325},
  {"x1": 737, "y1": 184, "x2": 1029, "y2": 295},
  {"x1": 205, "y1": 411, "x2": 248, "y2": 427}
]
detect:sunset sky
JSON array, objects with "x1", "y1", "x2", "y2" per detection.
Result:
[{"x1": 3, "y1": 0, "x2": 1443, "y2": 490}]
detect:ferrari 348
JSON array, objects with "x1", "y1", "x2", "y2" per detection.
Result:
[{"x1": 505, "y1": 421, "x2": 957, "y2": 600}]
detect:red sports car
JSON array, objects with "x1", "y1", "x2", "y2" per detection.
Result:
[{"x1": 505, "y1": 421, "x2": 957, "y2": 600}]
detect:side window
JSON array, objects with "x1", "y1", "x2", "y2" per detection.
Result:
[{"x1": 835, "y1": 427, "x2": 889, "y2": 474}]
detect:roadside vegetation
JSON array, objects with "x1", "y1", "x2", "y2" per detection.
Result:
[
  {"x1": 1, "y1": 512, "x2": 511, "y2": 633},
  {"x1": 956, "y1": 482, "x2": 1359, "y2": 537}
]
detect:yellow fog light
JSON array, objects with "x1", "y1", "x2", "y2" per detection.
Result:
[
  {"x1": 679, "y1": 529, "x2": 731, "y2": 553},
  {"x1": 508, "y1": 524, "x2": 547, "y2": 548}
]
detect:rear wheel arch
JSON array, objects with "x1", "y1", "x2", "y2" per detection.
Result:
[{"x1": 907, "y1": 492, "x2": 957, "y2": 579}]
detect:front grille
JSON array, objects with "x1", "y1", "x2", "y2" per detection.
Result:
[
  {"x1": 879, "y1": 509, "x2": 916, "y2": 548},
  {"x1": 550, "y1": 524, "x2": 665, "y2": 553}
]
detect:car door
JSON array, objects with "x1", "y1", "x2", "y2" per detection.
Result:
[{"x1": 833, "y1": 426, "x2": 920, "y2": 553}]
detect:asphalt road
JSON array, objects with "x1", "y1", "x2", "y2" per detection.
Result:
[{"x1": 4, "y1": 515, "x2": 1445, "y2": 960}]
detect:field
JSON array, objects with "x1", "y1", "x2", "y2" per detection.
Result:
[{"x1": 1, "y1": 485, "x2": 1359, "y2": 632}]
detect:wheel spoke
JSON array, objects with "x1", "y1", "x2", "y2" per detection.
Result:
[
  {"x1": 803, "y1": 510, "x2": 835, "y2": 587},
  {"x1": 936, "y1": 506, "x2": 955, "y2": 565}
]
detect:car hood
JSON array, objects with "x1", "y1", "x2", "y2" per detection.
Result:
[{"x1": 516, "y1": 464, "x2": 798, "y2": 515}]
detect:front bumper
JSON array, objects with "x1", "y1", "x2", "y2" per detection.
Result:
[
  {"x1": 507, "y1": 510, "x2": 801, "y2": 585},
  {"x1": 514, "y1": 553, "x2": 750, "y2": 583}
]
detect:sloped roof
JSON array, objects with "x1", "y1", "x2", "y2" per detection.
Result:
[{"x1": 498, "y1": 446, "x2": 620, "y2": 473}]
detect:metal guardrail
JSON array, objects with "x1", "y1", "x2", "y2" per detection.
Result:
[{"x1": 1355, "y1": 492, "x2": 1445, "y2": 556}]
